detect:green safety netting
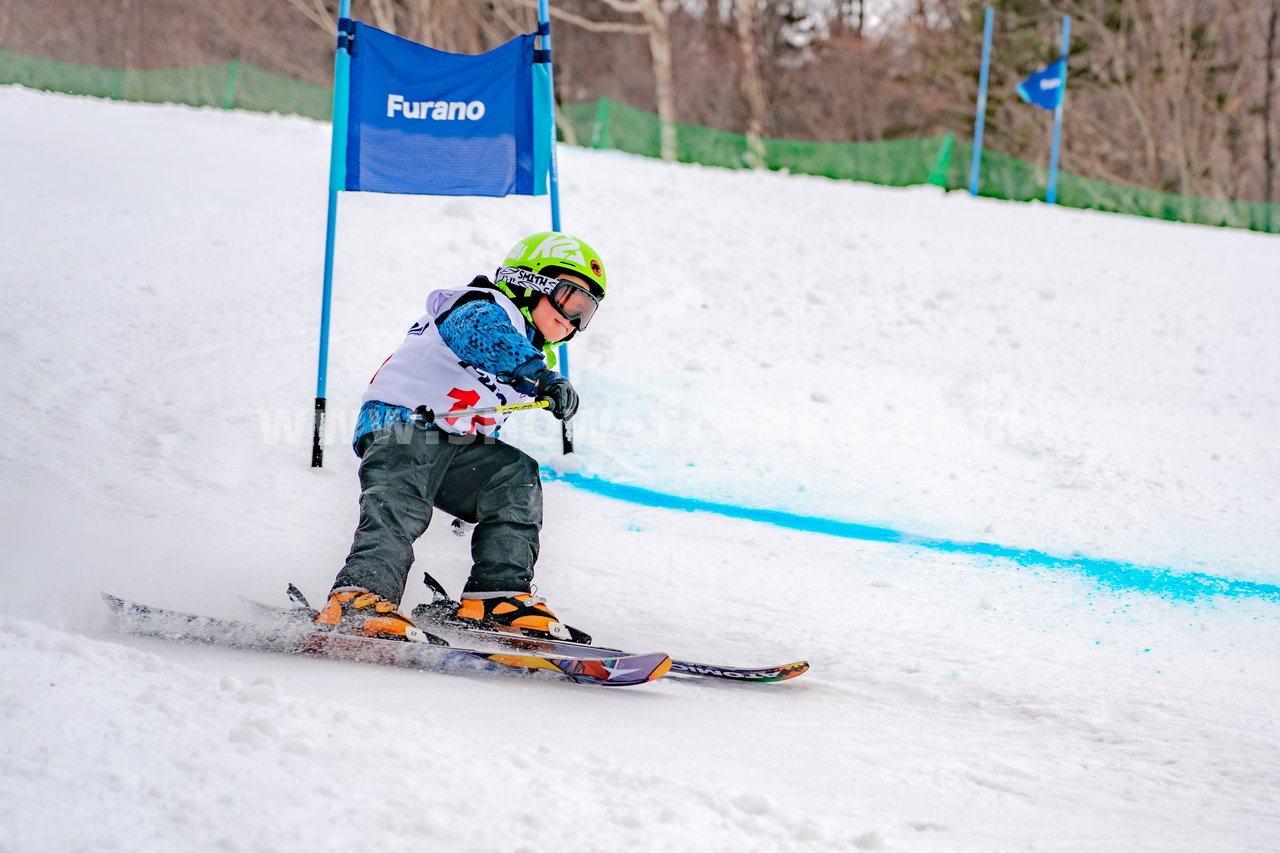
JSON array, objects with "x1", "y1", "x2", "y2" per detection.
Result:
[
  {"x1": 572, "y1": 96, "x2": 1279, "y2": 234},
  {"x1": 4, "y1": 48, "x2": 1276, "y2": 234},
  {"x1": 560, "y1": 98, "x2": 955, "y2": 189},
  {"x1": 0, "y1": 48, "x2": 331, "y2": 118},
  {"x1": 944, "y1": 141, "x2": 1279, "y2": 233}
]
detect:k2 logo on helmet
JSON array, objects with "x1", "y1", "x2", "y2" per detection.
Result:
[{"x1": 530, "y1": 234, "x2": 586, "y2": 266}]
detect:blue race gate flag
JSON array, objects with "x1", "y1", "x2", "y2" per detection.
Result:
[
  {"x1": 344, "y1": 21, "x2": 548, "y2": 196},
  {"x1": 1016, "y1": 60, "x2": 1066, "y2": 111}
]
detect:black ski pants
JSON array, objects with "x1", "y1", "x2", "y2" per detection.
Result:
[{"x1": 332, "y1": 424, "x2": 543, "y2": 604}]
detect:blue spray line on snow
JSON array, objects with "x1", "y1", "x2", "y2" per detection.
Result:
[{"x1": 542, "y1": 470, "x2": 1280, "y2": 604}]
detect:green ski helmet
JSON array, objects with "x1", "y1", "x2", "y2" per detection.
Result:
[{"x1": 495, "y1": 231, "x2": 607, "y2": 303}]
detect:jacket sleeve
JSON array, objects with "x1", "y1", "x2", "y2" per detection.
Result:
[{"x1": 436, "y1": 299, "x2": 543, "y2": 381}]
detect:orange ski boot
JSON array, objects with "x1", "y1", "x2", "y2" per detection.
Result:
[
  {"x1": 315, "y1": 588, "x2": 440, "y2": 644},
  {"x1": 455, "y1": 593, "x2": 592, "y2": 644}
]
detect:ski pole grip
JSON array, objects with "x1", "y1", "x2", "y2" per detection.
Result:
[{"x1": 411, "y1": 405, "x2": 436, "y2": 425}]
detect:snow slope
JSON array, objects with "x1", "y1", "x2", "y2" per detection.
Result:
[{"x1": 1, "y1": 87, "x2": 1277, "y2": 852}]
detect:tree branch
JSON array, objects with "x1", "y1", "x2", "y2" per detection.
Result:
[
  {"x1": 598, "y1": 0, "x2": 645, "y2": 15},
  {"x1": 280, "y1": 0, "x2": 335, "y2": 35},
  {"x1": 511, "y1": 0, "x2": 648, "y2": 34}
]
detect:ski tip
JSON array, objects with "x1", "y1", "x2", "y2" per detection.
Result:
[
  {"x1": 668, "y1": 658, "x2": 811, "y2": 682},
  {"x1": 286, "y1": 583, "x2": 312, "y2": 610},
  {"x1": 588, "y1": 651, "x2": 671, "y2": 687},
  {"x1": 776, "y1": 661, "x2": 810, "y2": 681},
  {"x1": 651, "y1": 654, "x2": 674, "y2": 682}
]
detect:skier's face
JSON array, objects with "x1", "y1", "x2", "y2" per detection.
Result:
[{"x1": 530, "y1": 272, "x2": 594, "y2": 342}]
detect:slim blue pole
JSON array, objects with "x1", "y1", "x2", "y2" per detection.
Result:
[
  {"x1": 538, "y1": 0, "x2": 562, "y2": 231},
  {"x1": 969, "y1": 6, "x2": 994, "y2": 197},
  {"x1": 538, "y1": 0, "x2": 574, "y2": 454},
  {"x1": 1046, "y1": 14, "x2": 1071, "y2": 205},
  {"x1": 312, "y1": 0, "x2": 352, "y2": 468}
]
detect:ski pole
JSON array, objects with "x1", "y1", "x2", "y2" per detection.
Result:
[{"x1": 411, "y1": 400, "x2": 549, "y2": 424}]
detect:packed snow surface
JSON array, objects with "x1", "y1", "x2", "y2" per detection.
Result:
[{"x1": 2, "y1": 88, "x2": 1278, "y2": 852}]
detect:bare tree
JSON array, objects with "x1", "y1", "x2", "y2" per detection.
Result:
[
  {"x1": 601, "y1": 0, "x2": 678, "y2": 160},
  {"x1": 737, "y1": 0, "x2": 769, "y2": 166},
  {"x1": 1055, "y1": 0, "x2": 1259, "y2": 197},
  {"x1": 1266, "y1": 0, "x2": 1278, "y2": 204},
  {"x1": 508, "y1": 0, "x2": 677, "y2": 159}
]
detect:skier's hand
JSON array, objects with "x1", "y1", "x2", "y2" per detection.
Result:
[
  {"x1": 536, "y1": 371, "x2": 579, "y2": 421},
  {"x1": 508, "y1": 357, "x2": 578, "y2": 420}
]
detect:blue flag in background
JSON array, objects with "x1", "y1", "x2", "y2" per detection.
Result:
[
  {"x1": 344, "y1": 21, "x2": 548, "y2": 196},
  {"x1": 1016, "y1": 60, "x2": 1066, "y2": 111}
]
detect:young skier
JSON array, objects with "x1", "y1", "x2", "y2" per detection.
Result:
[{"x1": 314, "y1": 231, "x2": 607, "y2": 645}]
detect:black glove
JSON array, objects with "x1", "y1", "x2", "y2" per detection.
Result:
[{"x1": 535, "y1": 371, "x2": 579, "y2": 421}]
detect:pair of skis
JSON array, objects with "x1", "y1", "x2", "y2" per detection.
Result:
[{"x1": 103, "y1": 589, "x2": 808, "y2": 688}]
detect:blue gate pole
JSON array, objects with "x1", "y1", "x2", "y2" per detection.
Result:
[
  {"x1": 312, "y1": 0, "x2": 353, "y2": 468},
  {"x1": 538, "y1": 0, "x2": 562, "y2": 231},
  {"x1": 538, "y1": 0, "x2": 575, "y2": 454},
  {"x1": 968, "y1": 6, "x2": 994, "y2": 197},
  {"x1": 1046, "y1": 14, "x2": 1071, "y2": 205}
]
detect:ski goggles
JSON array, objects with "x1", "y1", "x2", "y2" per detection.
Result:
[{"x1": 497, "y1": 266, "x2": 601, "y2": 331}]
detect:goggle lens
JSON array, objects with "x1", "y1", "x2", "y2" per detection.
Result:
[{"x1": 551, "y1": 281, "x2": 600, "y2": 331}]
